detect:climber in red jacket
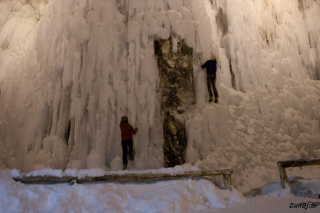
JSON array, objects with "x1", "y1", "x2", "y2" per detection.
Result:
[{"x1": 119, "y1": 116, "x2": 138, "y2": 170}]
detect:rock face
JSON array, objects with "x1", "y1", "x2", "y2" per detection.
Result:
[{"x1": 154, "y1": 37, "x2": 195, "y2": 167}]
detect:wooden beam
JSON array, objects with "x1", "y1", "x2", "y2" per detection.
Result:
[
  {"x1": 277, "y1": 159, "x2": 320, "y2": 188},
  {"x1": 13, "y1": 169, "x2": 233, "y2": 190},
  {"x1": 13, "y1": 176, "x2": 76, "y2": 184},
  {"x1": 223, "y1": 173, "x2": 232, "y2": 191},
  {"x1": 76, "y1": 170, "x2": 233, "y2": 183},
  {"x1": 277, "y1": 159, "x2": 320, "y2": 168},
  {"x1": 278, "y1": 165, "x2": 288, "y2": 189}
]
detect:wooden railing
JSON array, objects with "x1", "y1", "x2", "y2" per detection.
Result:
[
  {"x1": 13, "y1": 169, "x2": 234, "y2": 191},
  {"x1": 277, "y1": 159, "x2": 320, "y2": 188}
]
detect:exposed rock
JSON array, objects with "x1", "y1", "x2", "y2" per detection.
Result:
[{"x1": 154, "y1": 37, "x2": 195, "y2": 167}]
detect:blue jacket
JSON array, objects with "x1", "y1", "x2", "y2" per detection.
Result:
[{"x1": 201, "y1": 60, "x2": 217, "y2": 74}]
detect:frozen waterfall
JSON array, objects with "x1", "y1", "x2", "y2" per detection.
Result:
[{"x1": 0, "y1": 0, "x2": 320, "y2": 190}]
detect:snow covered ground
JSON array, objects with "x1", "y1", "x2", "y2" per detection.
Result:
[
  {"x1": 1, "y1": 0, "x2": 320, "y2": 212},
  {"x1": 1, "y1": 167, "x2": 320, "y2": 212}
]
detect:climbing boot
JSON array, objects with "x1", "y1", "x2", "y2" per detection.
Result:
[
  {"x1": 214, "y1": 97, "x2": 219, "y2": 103},
  {"x1": 128, "y1": 152, "x2": 134, "y2": 161},
  {"x1": 209, "y1": 97, "x2": 213, "y2": 103},
  {"x1": 123, "y1": 164, "x2": 127, "y2": 170}
]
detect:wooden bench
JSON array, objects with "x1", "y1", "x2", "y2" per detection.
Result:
[
  {"x1": 13, "y1": 169, "x2": 234, "y2": 191},
  {"x1": 277, "y1": 159, "x2": 320, "y2": 188}
]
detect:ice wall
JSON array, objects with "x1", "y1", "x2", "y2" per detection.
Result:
[
  {"x1": 0, "y1": 0, "x2": 49, "y2": 170},
  {"x1": 0, "y1": 0, "x2": 207, "y2": 172},
  {"x1": 0, "y1": 0, "x2": 320, "y2": 191},
  {"x1": 187, "y1": 0, "x2": 320, "y2": 191}
]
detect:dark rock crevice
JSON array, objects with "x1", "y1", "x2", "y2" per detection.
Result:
[
  {"x1": 216, "y1": 8, "x2": 228, "y2": 37},
  {"x1": 229, "y1": 59, "x2": 236, "y2": 90},
  {"x1": 154, "y1": 36, "x2": 195, "y2": 168}
]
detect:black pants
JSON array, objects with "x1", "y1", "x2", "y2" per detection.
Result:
[
  {"x1": 122, "y1": 140, "x2": 133, "y2": 165},
  {"x1": 207, "y1": 74, "x2": 218, "y2": 98}
]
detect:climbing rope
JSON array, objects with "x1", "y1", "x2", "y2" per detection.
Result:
[
  {"x1": 0, "y1": 0, "x2": 19, "y2": 35},
  {"x1": 125, "y1": 0, "x2": 130, "y2": 116},
  {"x1": 125, "y1": 0, "x2": 139, "y2": 125}
]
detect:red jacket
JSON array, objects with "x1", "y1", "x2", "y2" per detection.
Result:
[{"x1": 120, "y1": 122, "x2": 137, "y2": 140}]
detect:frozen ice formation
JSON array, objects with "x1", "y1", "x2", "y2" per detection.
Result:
[{"x1": 0, "y1": 0, "x2": 319, "y2": 190}]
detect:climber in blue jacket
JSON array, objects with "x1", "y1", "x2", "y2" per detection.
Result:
[{"x1": 200, "y1": 54, "x2": 219, "y2": 103}]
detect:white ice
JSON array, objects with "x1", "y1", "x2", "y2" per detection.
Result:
[{"x1": 0, "y1": 0, "x2": 320, "y2": 211}]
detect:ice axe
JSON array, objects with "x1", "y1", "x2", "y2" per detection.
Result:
[{"x1": 197, "y1": 52, "x2": 203, "y2": 64}]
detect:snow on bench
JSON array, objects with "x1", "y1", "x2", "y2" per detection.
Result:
[
  {"x1": 13, "y1": 169, "x2": 234, "y2": 191},
  {"x1": 277, "y1": 159, "x2": 320, "y2": 188}
]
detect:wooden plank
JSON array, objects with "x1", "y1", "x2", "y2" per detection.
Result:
[
  {"x1": 76, "y1": 170, "x2": 233, "y2": 183},
  {"x1": 277, "y1": 159, "x2": 320, "y2": 168},
  {"x1": 278, "y1": 166, "x2": 288, "y2": 189},
  {"x1": 13, "y1": 176, "x2": 76, "y2": 184},
  {"x1": 13, "y1": 170, "x2": 233, "y2": 188},
  {"x1": 223, "y1": 174, "x2": 232, "y2": 191},
  {"x1": 277, "y1": 159, "x2": 320, "y2": 188}
]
